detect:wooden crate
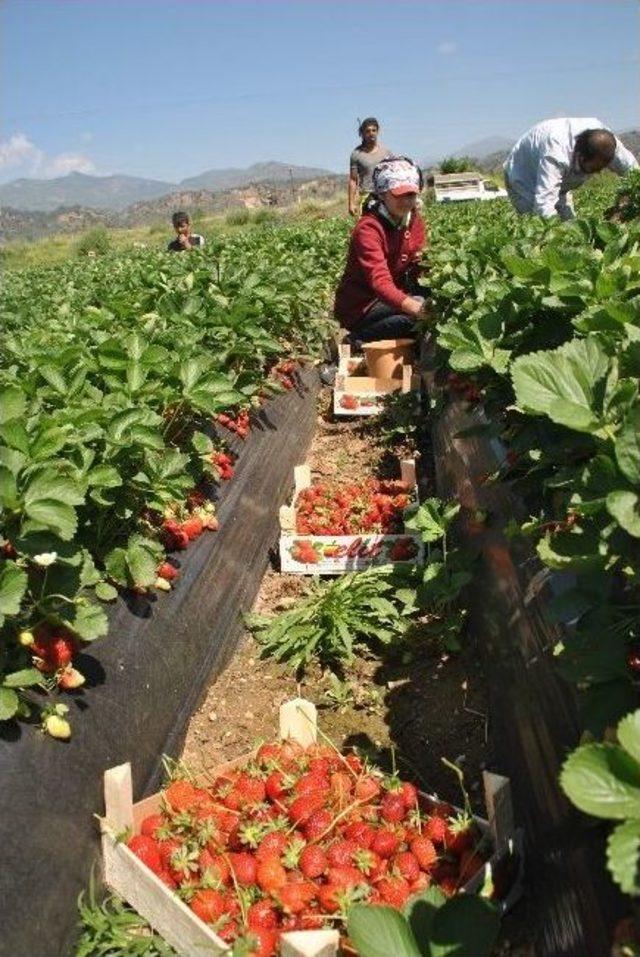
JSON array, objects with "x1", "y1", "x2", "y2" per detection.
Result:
[
  {"x1": 279, "y1": 458, "x2": 424, "y2": 574},
  {"x1": 101, "y1": 699, "x2": 522, "y2": 957},
  {"x1": 333, "y1": 345, "x2": 420, "y2": 417}
]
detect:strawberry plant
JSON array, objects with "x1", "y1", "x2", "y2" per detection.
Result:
[
  {"x1": 561, "y1": 708, "x2": 640, "y2": 898},
  {"x1": 246, "y1": 565, "x2": 418, "y2": 669},
  {"x1": 0, "y1": 220, "x2": 350, "y2": 731}
]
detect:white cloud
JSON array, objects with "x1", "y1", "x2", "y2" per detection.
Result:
[
  {"x1": 437, "y1": 40, "x2": 458, "y2": 56},
  {"x1": 0, "y1": 132, "x2": 96, "y2": 179}
]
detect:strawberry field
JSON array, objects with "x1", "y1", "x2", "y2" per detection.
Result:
[{"x1": 2, "y1": 173, "x2": 640, "y2": 957}]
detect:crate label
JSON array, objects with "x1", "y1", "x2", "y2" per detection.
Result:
[{"x1": 280, "y1": 534, "x2": 424, "y2": 574}]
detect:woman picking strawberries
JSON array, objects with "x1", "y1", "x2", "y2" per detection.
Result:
[{"x1": 334, "y1": 156, "x2": 429, "y2": 343}]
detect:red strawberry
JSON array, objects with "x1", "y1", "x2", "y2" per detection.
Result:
[
  {"x1": 344, "y1": 821, "x2": 376, "y2": 848},
  {"x1": 256, "y1": 855, "x2": 288, "y2": 893},
  {"x1": 157, "y1": 836, "x2": 181, "y2": 869},
  {"x1": 294, "y1": 771, "x2": 329, "y2": 797},
  {"x1": 304, "y1": 808, "x2": 333, "y2": 841},
  {"x1": 328, "y1": 865, "x2": 364, "y2": 889},
  {"x1": 140, "y1": 814, "x2": 164, "y2": 838},
  {"x1": 181, "y1": 516, "x2": 203, "y2": 540},
  {"x1": 257, "y1": 742, "x2": 282, "y2": 765},
  {"x1": 317, "y1": 883, "x2": 341, "y2": 913},
  {"x1": 446, "y1": 815, "x2": 477, "y2": 856},
  {"x1": 248, "y1": 899, "x2": 278, "y2": 930},
  {"x1": 326, "y1": 839, "x2": 357, "y2": 868},
  {"x1": 411, "y1": 836, "x2": 437, "y2": 871},
  {"x1": 127, "y1": 835, "x2": 162, "y2": 875},
  {"x1": 424, "y1": 815, "x2": 448, "y2": 844},
  {"x1": 458, "y1": 849, "x2": 485, "y2": 882},
  {"x1": 393, "y1": 851, "x2": 420, "y2": 883},
  {"x1": 164, "y1": 779, "x2": 204, "y2": 814},
  {"x1": 228, "y1": 851, "x2": 257, "y2": 885},
  {"x1": 288, "y1": 793, "x2": 325, "y2": 825},
  {"x1": 236, "y1": 928, "x2": 277, "y2": 957},
  {"x1": 256, "y1": 831, "x2": 288, "y2": 861},
  {"x1": 265, "y1": 770, "x2": 287, "y2": 802},
  {"x1": 157, "y1": 562, "x2": 178, "y2": 581},
  {"x1": 371, "y1": 829, "x2": 401, "y2": 859},
  {"x1": 354, "y1": 776, "x2": 381, "y2": 802},
  {"x1": 381, "y1": 793, "x2": 407, "y2": 823},
  {"x1": 378, "y1": 876, "x2": 411, "y2": 909},
  {"x1": 277, "y1": 882, "x2": 316, "y2": 914},
  {"x1": 236, "y1": 772, "x2": 266, "y2": 806},
  {"x1": 198, "y1": 850, "x2": 230, "y2": 884},
  {"x1": 398, "y1": 781, "x2": 419, "y2": 809},
  {"x1": 189, "y1": 889, "x2": 225, "y2": 923},
  {"x1": 300, "y1": 845, "x2": 327, "y2": 879}
]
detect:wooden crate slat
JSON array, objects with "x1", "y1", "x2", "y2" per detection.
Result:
[
  {"x1": 101, "y1": 831, "x2": 228, "y2": 957},
  {"x1": 279, "y1": 698, "x2": 317, "y2": 747},
  {"x1": 280, "y1": 929, "x2": 340, "y2": 957}
]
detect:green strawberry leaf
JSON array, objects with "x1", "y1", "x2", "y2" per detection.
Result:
[
  {"x1": 347, "y1": 905, "x2": 422, "y2": 957},
  {"x1": 430, "y1": 894, "x2": 500, "y2": 957},
  {"x1": 0, "y1": 687, "x2": 19, "y2": 721},
  {"x1": 606, "y1": 491, "x2": 640, "y2": 538},
  {"x1": 95, "y1": 581, "x2": 118, "y2": 602},
  {"x1": 615, "y1": 408, "x2": 640, "y2": 485},
  {"x1": 606, "y1": 819, "x2": 640, "y2": 895},
  {"x1": 2, "y1": 668, "x2": 43, "y2": 689},
  {"x1": 0, "y1": 386, "x2": 27, "y2": 425},
  {"x1": 560, "y1": 743, "x2": 640, "y2": 820},
  {"x1": 617, "y1": 710, "x2": 640, "y2": 765},
  {"x1": 0, "y1": 562, "x2": 28, "y2": 616}
]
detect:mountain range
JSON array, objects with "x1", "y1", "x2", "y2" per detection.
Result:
[{"x1": 0, "y1": 161, "x2": 334, "y2": 212}]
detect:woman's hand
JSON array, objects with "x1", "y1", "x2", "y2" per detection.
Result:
[{"x1": 401, "y1": 295, "x2": 426, "y2": 318}]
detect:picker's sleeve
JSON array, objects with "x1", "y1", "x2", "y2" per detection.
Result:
[
  {"x1": 353, "y1": 220, "x2": 408, "y2": 310},
  {"x1": 610, "y1": 138, "x2": 639, "y2": 176},
  {"x1": 532, "y1": 151, "x2": 565, "y2": 218}
]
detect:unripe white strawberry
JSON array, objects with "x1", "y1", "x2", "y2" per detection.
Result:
[
  {"x1": 45, "y1": 715, "x2": 71, "y2": 740},
  {"x1": 18, "y1": 630, "x2": 35, "y2": 647},
  {"x1": 155, "y1": 577, "x2": 171, "y2": 591},
  {"x1": 58, "y1": 666, "x2": 85, "y2": 690}
]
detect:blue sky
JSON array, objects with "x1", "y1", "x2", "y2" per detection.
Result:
[{"x1": 2, "y1": 0, "x2": 639, "y2": 184}]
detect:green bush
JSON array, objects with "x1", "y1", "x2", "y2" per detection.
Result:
[
  {"x1": 439, "y1": 156, "x2": 475, "y2": 174},
  {"x1": 225, "y1": 208, "x2": 251, "y2": 227},
  {"x1": 76, "y1": 227, "x2": 111, "y2": 257},
  {"x1": 252, "y1": 208, "x2": 277, "y2": 225}
]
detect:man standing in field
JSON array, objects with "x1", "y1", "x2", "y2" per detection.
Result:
[
  {"x1": 348, "y1": 117, "x2": 393, "y2": 217},
  {"x1": 504, "y1": 117, "x2": 637, "y2": 220}
]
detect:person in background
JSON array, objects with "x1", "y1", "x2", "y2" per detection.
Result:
[
  {"x1": 335, "y1": 156, "x2": 429, "y2": 343},
  {"x1": 348, "y1": 117, "x2": 393, "y2": 217},
  {"x1": 167, "y1": 211, "x2": 205, "y2": 252},
  {"x1": 504, "y1": 117, "x2": 638, "y2": 220}
]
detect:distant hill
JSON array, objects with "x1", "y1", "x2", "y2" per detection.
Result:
[
  {"x1": 0, "y1": 174, "x2": 346, "y2": 242},
  {"x1": 0, "y1": 162, "x2": 336, "y2": 213},
  {"x1": 180, "y1": 161, "x2": 333, "y2": 192},
  {"x1": 0, "y1": 172, "x2": 175, "y2": 213},
  {"x1": 451, "y1": 136, "x2": 514, "y2": 160}
]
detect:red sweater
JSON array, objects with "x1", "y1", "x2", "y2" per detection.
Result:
[{"x1": 334, "y1": 208, "x2": 426, "y2": 329}]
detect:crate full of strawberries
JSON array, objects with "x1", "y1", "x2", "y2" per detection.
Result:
[
  {"x1": 100, "y1": 699, "x2": 522, "y2": 957},
  {"x1": 279, "y1": 460, "x2": 424, "y2": 575}
]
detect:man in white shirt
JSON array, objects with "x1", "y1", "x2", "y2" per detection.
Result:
[{"x1": 504, "y1": 117, "x2": 638, "y2": 220}]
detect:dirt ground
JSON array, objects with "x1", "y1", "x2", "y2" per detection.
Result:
[{"x1": 181, "y1": 386, "x2": 533, "y2": 956}]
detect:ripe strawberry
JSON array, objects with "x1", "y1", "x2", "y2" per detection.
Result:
[
  {"x1": 256, "y1": 855, "x2": 288, "y2": 893},
  {"x1": 228, "y1": 851, "x2": 257, "y2": 885},
  {"x1": 328, "y1": 865, "x2": 364, "y2": 889},
  {"x1": 157, "y1": 561, "x2": 178, "y2": 581},
  {"x1": 371, "y1": 829, "x2": 401, "y2": 859},
  {"x1": 317, "y1": 883, "x2": 341, "y2": 913},
  {"x1": 140, "y1": 814, "x2": 164, "y2": 838},
  {"x1": 300, "y1": 845, "x2": 327, "y2": 878},
  {"x1": 459, "y1": 849, "x2": 485, "y2": 881},
  {"x1": 424, "y1": 814, "x2": 448, "y2": 844},
  {"x1": 439, "y1": 876, "x2": 459, "y2": 897},
  {"x1": 157, "y1": 836, "x2": 181, "y2": 869},
  {"x1": 198, "y1": 849, "x2": 230, "y2": 884},
  {"x1": 256, "y1": 831, "x2": 288, "y2": 861},
  {"x1": 303, "y1": 808, "x2": 333, "y2": 841},
  {"x1": 236, "y1": 772, "x2": 267, "y2": 806},
  {"x1": 393, "y1": 851, "x2": 420, "y2": 883},
  {"x1": 398, "y1": 781, "x2": 419, "y2": 809},
  {"x1": 57, "y1": 666, "x2": 85, "y2": 689},
  {"x1": 164, "y1": 779, "x2": 204, "y2": 814},
  {"x1": 265, "y1": 770, "x2": 287, "y2": 802},
  {"x1": 354, "y1": 776, "x2": 381, "y2": 802},
  {"x1": 181, "y1": 516, "x2": 203, "y2": 540},
  {"x1": 345, "y1": 753, "x2": 363, "y2": 774},
  {"x1": 326, "y1": 839, "x2": 357, "y2": 867},
  {"x1": 288, "y1": 793, "x2": 325, "y2": 825},
  {"x1": 256, "y1": 742, "x2": 282, "y2": 765},
  {"x1": 248, "y1": 899, "x2": 278, "y2": 930},
  {"x1": 344, "y1": 821, "x2": 376, "y2": 848},
  {"x1": 277, "y1": 882, "x2": 316, "y2": 914},
  {"x1": 446, "y1": 815, "x2": 477, "y2": 856},
  {"x1": 294, "y1": 771, "x2": 329, "y2": 797},
  {"x1": 236, "y1": 928, "x2": 278, "y2": 957},
  {"x1": 352, "y1": 848, "x2": 380, "y2": 877},
  {"x1": 378, "y1": 876, "x2": 411, "y2": 909},
  {"x1": 381, "y1": 793, "x2": 407, "y2": 823},
  {"x1": 189, "y1": 889, "x2": 225, "y2": 923},
  {"x1": 410, "y1": 836, "x2": 437, "y2": 871},
  {"x1": 127, "y1": 835, "x2": 162, "y2": 875}
]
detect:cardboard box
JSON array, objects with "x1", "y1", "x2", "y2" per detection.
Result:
[{"x1": 333, "y1": 345, "x2": 420, "y2": 417}]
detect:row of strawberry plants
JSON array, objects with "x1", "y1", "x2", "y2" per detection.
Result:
[
  {"x1": 426, "y1": 178, "x2": 640, "y2": 906},
  {"x1": 0, "y1": 220, "x2": 349, "y2": 732}
]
